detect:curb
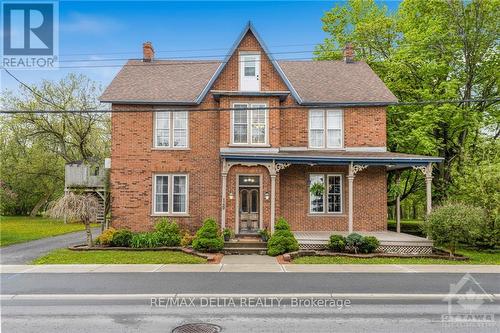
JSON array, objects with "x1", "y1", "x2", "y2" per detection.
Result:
[{"x1": 1, "y1": 293, "x2": 498, "y2": 301}]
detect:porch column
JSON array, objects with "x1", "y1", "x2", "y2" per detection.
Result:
[
  {"x1": 221, "y1": 159, "x2": 229, "y2": 230},
  {"x1": 347, "y1": 163, "x2": 368, "y2": 234},
  {"x1": 395, "y1": 172, "x2": 401, "y2": 233},
  {"x1": 425, "y1": 163, "x2": 433, "y2": 216},
  {"x1": 270, "y1": 174, "x2": 276, "y2": 233},
  {"x1": 413, "y1": 163, "x2": 433, "y2": 216},
  {"x1": 347, "y1": 168, "x2": 355, "y2": 234}
]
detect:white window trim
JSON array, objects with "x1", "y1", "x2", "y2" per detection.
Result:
[
  {"x1": 152, "y1": 173, "x2": 189, "y2": 215},
  {"x1": 308, "y1": 109, "x2": 344, "y2": 149},
  {"x1": 153, "y1": 111, "x2": 189, "y2": 149},
  {"x1": 308, "y1": 173, "x2": 343, "y2": 214},
  {"x1": 230, "y1": 102, "x2": 269, "y2": 146}
]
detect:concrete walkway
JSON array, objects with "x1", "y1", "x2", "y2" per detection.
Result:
[
  {"x1": 1, "y1": 262, "x2": 499, "y2": 273},
  {"x1": 0, "y1": 227, "x2": 101, "y2": 264}
]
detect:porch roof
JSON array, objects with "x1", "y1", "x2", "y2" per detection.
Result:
[{"x1": 220, "y1": 150, "x2": 443, "y2": 167}]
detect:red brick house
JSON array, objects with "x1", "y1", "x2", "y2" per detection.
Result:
[{"x1": 100, "y1": 23, "x2": 442, "y2": 252}]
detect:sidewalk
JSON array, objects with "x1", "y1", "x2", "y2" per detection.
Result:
[{"x1": 1, "y1": 254, "x2": 499, "y2": 274}]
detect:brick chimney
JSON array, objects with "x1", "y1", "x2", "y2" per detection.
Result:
[
  {"x1": 142, "y1": 41, "x2": 154, "y2": 62},
  {"x1": 343, "y1": 43, "x2": 355, "y2": 63}
]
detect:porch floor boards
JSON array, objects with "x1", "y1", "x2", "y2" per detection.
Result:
[{"x1": 293, "y1": 231, "x2": 433, "y2": 247}]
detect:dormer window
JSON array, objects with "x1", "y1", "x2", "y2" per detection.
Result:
[{"x1": 239, "y1": 52, "x2": 260, "y2": 91}]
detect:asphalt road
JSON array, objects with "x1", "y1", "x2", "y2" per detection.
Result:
[
  {"x1": 2, "y1": 272, "x2": 500, "y2": 295},
  {"x1": 1, "y1": 298, "x2": 499, "y2": 333},
  {"x1": 0, "y1": 227, "x2": 101, "y2": 264}
]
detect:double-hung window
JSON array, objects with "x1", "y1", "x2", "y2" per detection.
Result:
[
  {"x1": 309, "y1": 174, "x2": 342, "y2": 214},
  {"x1": 153, "y1": 174, "x2": 188, "y2": 214},
  {"x1": 154, "y1": 111, "x2": 188, "y2": 148},
  {"x1": 232, "y1": 103, "x2": 267, "y2": 145},
  {"x1": 308, "y1": 109, "x2": 343, "y2": 148}
]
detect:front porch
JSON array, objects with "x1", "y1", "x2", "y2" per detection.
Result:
[{"x1": 294, "y1": 231, "x2": 433, "y2": 254}]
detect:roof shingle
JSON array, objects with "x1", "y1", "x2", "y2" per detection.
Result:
[{"x1": 100, "y1": 59, "x2": 397, "y2": 105}]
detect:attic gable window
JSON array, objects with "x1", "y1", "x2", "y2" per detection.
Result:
[
  {"x1": 154, "y1": 111, "x2": 188, "y2": 148},
  {"x1": 308, "y1": 109, "x2": 343, "y2": 149}
]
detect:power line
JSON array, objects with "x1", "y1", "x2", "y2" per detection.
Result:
[
  {"x1": 1, "y1": 98, "x2": 498, "y2": 114},
  {"x1": 57, "y1": 50, "x2": 318, "y2": 63},
  {"x1": 24, "y1": 57, "x2": 319, "y2": 70},
  {"x1": 59, "y1": 43, "x2": 321, "y2": 57}
]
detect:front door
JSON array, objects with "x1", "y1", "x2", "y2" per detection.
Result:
[{"x1": 239, "y1": 176, "x2": 260, "y2": 234}]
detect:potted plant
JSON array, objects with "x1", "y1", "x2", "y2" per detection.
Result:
[
  {"x1": 259, "y1": 228, "x2": 270, "y2": 242},
  {"x1": 223, "y1": 228, "x2": 232, "y2": 242},
  {"x1": 309, "y1": 182, "x2": 325, "y2": 197}
]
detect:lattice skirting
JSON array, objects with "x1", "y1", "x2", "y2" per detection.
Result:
[{"x1": 299, "y1": 243, "x2": 433, "y2": 255}]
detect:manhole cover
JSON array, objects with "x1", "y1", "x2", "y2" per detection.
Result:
[{"x1": 172, "y1": 323, "x2": 222, "y2": 333}]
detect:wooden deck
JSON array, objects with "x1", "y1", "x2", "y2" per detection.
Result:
[{"x1": 293, "y1": 231, "x2": 433, "y2": 254}]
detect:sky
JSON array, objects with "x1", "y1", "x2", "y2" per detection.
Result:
[{"x1": 1, "y1": 0, "x2": 400, "y2": 94}]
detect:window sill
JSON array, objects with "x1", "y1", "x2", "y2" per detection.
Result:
[
  {"x1": 307, "y1": 213, "x2": 346, "y2": 217},
  {"x1": 307, "y1": 147, "x2": 345, "y2": 151},
  {"x1": 228, "y1": 144, "x2": 271, "y2": 148},
  {"x1": 151, "y1": 147, "x2": 190, "y2": 151},
  {"x1": 151, "y1": 213, "x2": 190, "y2": 217}
]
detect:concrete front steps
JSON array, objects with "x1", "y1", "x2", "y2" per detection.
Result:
[{"x1": 223, "y1": 236, "x2": 267, "y2": 255}]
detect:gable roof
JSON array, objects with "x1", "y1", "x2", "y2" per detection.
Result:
[
  {"x1": 278, "y1": 60, "x2": 398, "y2": 105},
  {"x1": 100, "y1": 22, "x2": 398, "y2": 106},
  {"x1": 100, "y1": 60, "x2": 221, "y2": 104}
]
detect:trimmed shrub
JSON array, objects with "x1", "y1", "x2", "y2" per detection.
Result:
[
  {"x1": 328, "y1": 234, "x2": 346, "y2": 252},
  {"x1": 131, "y1": 232, "x2": 161, "y2": 248},
  {"x1": 424, "y1": 202, "x2": 487, "y2": 255},
  {"x1": 154, "y1": 218, "x2": 181, "y2": 246},
  {"x1": 345, "y1": 233, "x2": 364, "y2": 254},
  {"x1": 110, "y1": 229, "x2": 133, "y2": 247},
  {"x1": 192, "y1": 218, "x2": 224, "y2": 252},
  {"x1": 95, "y1": 227, "x2": 116, "y2": 246},
  {"x1": 275, "y1": 218, "x2": 291, "y2": 231},
  {"x1": 359, "y1": 236, "x2": 380, "y2": 254},
  {"x1": 181, "y1": 232, "x2": 195, "y2": 247},
  {"x1": 267, "y1": 217, "x2": 299, "y2": 256}
]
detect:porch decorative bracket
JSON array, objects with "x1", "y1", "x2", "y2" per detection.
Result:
[
  {"x1": 350, "y1": 164, "x2": 368, "y2": 177},
  {"x1": 413, "y1": 164, "x2": 432, "y2": 179},
  {"x1": 275, "y1": 162, "x2": 290, "y2": 173}
]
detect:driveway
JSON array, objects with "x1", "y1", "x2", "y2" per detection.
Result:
[{"x1": 0, "y1": 227, "x2": 100, "y2": 264}]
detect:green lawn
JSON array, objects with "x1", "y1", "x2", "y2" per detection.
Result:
[
  {"x1": 32, "y1": 249, "x2": 207, "y2": 264},
  {"x1": 387, "y1": 219, "x2": 425, "y2": 237},
  {"x1": 0, "y1": 216, "x2": 98, "y2": 247},
  {"x1": 292, "y1": 249, "x2": 500, "y2": 265}
]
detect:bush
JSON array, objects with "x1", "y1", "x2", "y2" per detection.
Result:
[
  {"x1": 275, "y1": 218, "x2": 291, "y2": 231},
  {"x1": 154, "y1": 218, "x2": 181, "y2": 246},
  {"x1": 328, "y1": 234, "x2": 346, "y2": 252},
  {"x1": 192, "y1": 218, "x2": 224, "y2": 252},
  {"x1": 267, "y1": 217, "x2": 299, "y2": 256},
  {"x1": 423, "y1": 202, "x2": 487, "y2": 255},
  {"x1": 181, "y1": 232, "x2": 195, "y2": 247},
  {"x1": 345, "y1": 233, "x2": 364, "y2": 254},
  {"x1": 110, "y1": 229, "x2": 133, "y2": 247},
  {"x1": 131, "y1": 232, "x2": 161, "y2": 248},
  {"x1": 95, "y1": 227, "x2": 116, "y2": 246},
  {"x1": 359, "y1": 236, "x2": 380, "y2": 254}
]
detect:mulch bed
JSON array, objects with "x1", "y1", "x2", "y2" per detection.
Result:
[
  {"x1": 68, "y1": 244, "x2": 223, "y2": 264},
  {"x1": 279, "y1": 249, "x2": 469, "y2": 263}
]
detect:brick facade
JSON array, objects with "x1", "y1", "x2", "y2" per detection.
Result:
[{"x1": 109, "y1": 30, "x2": 389, "y2": 233}]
